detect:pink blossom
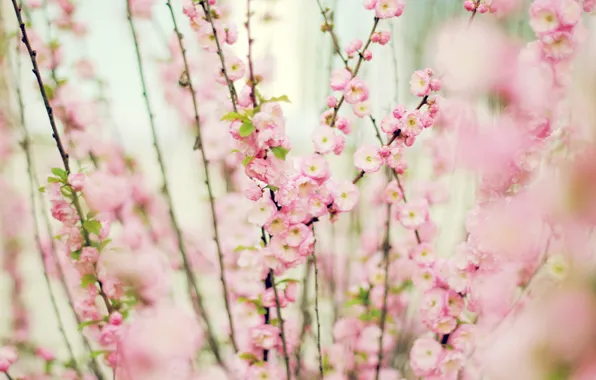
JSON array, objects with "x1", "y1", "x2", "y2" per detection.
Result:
[
  {"x1": 0, "y1": 346, "x2": 17, "y2": 372},
  {"x1": 396, "y1": 199, "x2": 429, "y2": 229},
  {"x1": 410, "y1": 337, "x2": 444, "y2": 377},
  {"x1": 331, "y1": 181, "x2": 360, "y2": 212},
  {"x1": 375, "y1": 0, "x2": 405, "y2": 18},
  {"x1": 344, "y1": 78, "x2": 369, "y2": 104},
  {"x1": 301, "y1": 154, "x2": 331, "y2": 180},
  {"x1": 312, "y1": 126, "x2": 337, "y2": 154},
  {"x1": 354, "y1": 145, "x2": 383, "y2": 173},
  {"x1": 330, "y1": 69, "x2": 352, "y2": 91},
  {"x1": 410, "y1": 70, "x2": 431, "y2": 97},
  {"x1": 250, "y1": 324, "x2": 280, "y2": 350},
  {"x1": 248, "y1": 194, "x2": 276, "y2": 226}
]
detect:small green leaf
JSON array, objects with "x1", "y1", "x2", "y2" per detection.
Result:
[
  {"x1": 265, "y1": 184, "x2": 279, "y2": 192},
  {"x1": 268, "y1": 94, "x2": 291, "y2": 103},
  {"x1": 71, "y1": 249, "x2": 81, "y2": 260},
  {"x1": 89, "y1": 350, "x2": 108, "y2": 359},
  {"x1": 221, "y1": 111, "x2": 243, "y2": 122},
  {"x1": 242, "y1": 156, "x2": 253, "y2": 167},
  {"x1": 47, "y1": 176, "x2": 61, "y2": 183},
  {"x1": 239, "y1": 352, "x2": 259, "y2": 362},
  {"x1": 270, "y1": 318, "x2": 279, "y2": 326},
  {"x1": 39, "y1": 186, "x2": 46, "y2": 193},
  {"x1": 83, "y1": 220, "x2": 101, "y2": 236},
  {"x1": 257, "y1": 305, "x2": 267, "y2": 315},
  {"x1": 51, "y1": 167, "x2": 67, "y2": 180},
  {"x1": 275, "y1": 278, "x2": 299, "y2": 286},
  {"x1": 81, "y1": 274, "x2": 97, "y2": 288},
  {"x1": 343, "y1": 298, "x2": 363, "y2": 308},
  {"x1": 44, "y1": 84, "x2": 55, "y2": 100},
  {"x1": 77, "y1": 319, "x2": 102, "y2": 331},
  {"x1": 270, "y1": 146, "x2": 289, "y2": 160},
  {"x1": 98, "y1": 238, "x2": 112, "y2": 252},
  {"x1": 60, "y1": 186, "x2": 72, "y2": 197},
  {"x1": 87, "y1": 211, "x2": 98, "y2": 219},
  {"x1": 239, "y1": 121, "x2": 255, "y2": 137}
]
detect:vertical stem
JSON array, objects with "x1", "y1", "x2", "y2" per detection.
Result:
[
  {"x1": 374, "y1": 203, "x2": 392, "y2": 380},
  {"x1": 312, "y1": 227, "x2": 324, "y2": 379},
  {"x1": 294, "y1": 258, "x2": 312, "y2": 377},
  {"x1": 165, "y1": 0, "x2": 238, "y2": 354},
  {"x1": 270, "y1": 270, "x2": 291, "y2": 380},
  {"x1": 197, "y1": 0, "x2": 238, "y2": 111},
  {"x1": 10, "y1": 2, "x2": 108, "y2": 377},
  {"x1": 246, "y1": 0, "x2": 257, "y2": 107},
  {"x1": 15, "y1": 38, "x2": 80, "y2": 375},
  {"x1": 125, "y1": 1, "x2": 224, "y2": 367}
]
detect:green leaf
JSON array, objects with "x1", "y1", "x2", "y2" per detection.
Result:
[
  {"x1": 81, "y1": 274, "x2": 97, "y2": 288},
  {"x1": 268, "y1": 94, "x2": 291, "y2": 103},
  {"x1": 239, "y1": 352, "x2": 259, "y2": 362},
  {"x1": 89, "y1": 350, "x2": 108, "y2": 359},
  {"x1": 343, "y1": 298, "x2": 363, "y2": 308},
  {"x1": 39, "y1": 186, "x2": 46, "y2": 193},
  {"x1": 83, "y1": 220, "x2": 101, "y2": 236},
  {"x1": 239, "y1": 121, "x2": 255, "y2": 137},
  {"x1": 60, "y1": 186, "x2": 72, "y2": 197},
  {"x1": 270, "y1": 318, "x2": 279, "y2": 326},
  {"x1": 98, "y1": 238, "x2": 112, "y2": 252},
  {"x1": 221, "y1": 111, "x2": 244, "y2": 122},
  {"x1": 265, "y1": 184, "x2": 279, "y2": 192},
  {"x1": 270, "y1": 146, "x2": 289, "y2": 160},
  {"x1": 77, "y1": 319, "x2": 102, "y2": 331},
  {"x1": 242, "y1": 156, "x2": 253, "y2": 167},
  {"x1": 71, "y1": 249, "x2": 82, "y2": 260},
  {"x1": 44, "y1": 84, "x2": 55, "y2": 100},
  {"x1": 87, "y1": 211, "x2": 98, "y2": 219},
  {"x1": 51, "y1": 167, "x2": 67, "y2": 180},
  {"x1": 44, "y1": 359, "x2": 54, "y2": 374},
  {"x1": 256, "y1": 304, "x2": 267, "y2": 315},
  {"x1": 275, "y1": 278, "x2": 299, "y2": 286},
  {"x1": 47, "y1": 176, "x2": 61, "y2": 183}
]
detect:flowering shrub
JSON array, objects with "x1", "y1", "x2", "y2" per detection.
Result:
[{"x1": 1, "y1": 0, "x2": 596, "y2": 379}]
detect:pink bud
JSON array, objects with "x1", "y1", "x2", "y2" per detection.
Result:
[
  {"x1": 35, "y1": 347, "x2": 54, "y2": 361},
  {"x1": 109, "y1": 312, "x2": 123, "y2": 326},
  {"x1": 464, "y1": 0, "x2": 475, "y2": 11},
  {"x1": 379, "y1": 31, "x2": 391, "y2": 45},
  {"x1": 430, "y1": 78, "x2": 442, "y2": 92},
  {"x1": 336, "y1": 118, "x2": 351, "y2": 134},
  {"x1": 363, "y1": 0, "x2": 377, "y2": 10},
  {"x1": 363, "y1": 50, "x2": 373, "y2": 61},
  {"x1": 327, "y1": 96, "x2": 338, "y2": 108},
  {"x1": 393, "y1": 104, "x2": 406, "y2": 119},
  {"x1": 68, "y1": 172, "x2": 85, "y2": 192},
  {"x1": 394, "y1": 3, "x2": 405, "y2": 17},
  {"x1": 371, "y1": 33, "x2": 380, "y2": 43},
  {"x1": 285, "y1": 282, "x2": 298, "y2": 302},
  {"x1": 477, "y1": 4, "x2": 488, "y2": 13}
]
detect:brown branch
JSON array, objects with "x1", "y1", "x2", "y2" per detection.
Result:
[
  {"x1": 374, "y1": 203, "x2": 391, "y2": 380},
  {"x1": 246, "y1": 0, "x2": 258, "y2": 107},
  {"x1": 315, "y1": 0, "x2": 348, "y2": 67},
  {"x1": 126, "y1": 0, "x2": 225, "y2": 367},
  {"x1": 197, "y1": 0, "x2": 238, "y2": 111},
  {"x1": 270, "y1": 270, "x2": 291, "y2": 380},
  {"x1": 312, "y1": 227, "x2": 324, "y2": 379},
  {"x1": 166, "y1": 0, "x2": 238, "y2": 355},
  {"x1": 14, "y1": 33, "x2": 81, "y2": 376}
]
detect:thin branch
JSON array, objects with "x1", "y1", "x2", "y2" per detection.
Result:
[
  {"x1": 312, "y1": 227, "x2": 324, "y2": 379},
  {"x1": 10, "y1": 4, "x2": 111, "y2": 376},
  {"x1": 270, "y1": 270, "x2": 291, "y2": 380},
  {"x1": 294, "y1": 258, "x2": 312, "y2": 378},
  {"x1": 374, "y1": 203, "x2": 392, "y2": 380},
  {"x1": 246, "y1": 0, "x2": 258, "y2": 107},
  {"x1": 197, "y1": 0, "x2": 238, "y2": 111},
  {"x1": 14, "y1": 35, "x2": 80, "y2": 375},
  {"x1": 315, "y1": 0, "x2": 348, "y2": 67},
  {"x1": 328, "y1": 17, "x2": 380, "y2": 127},
  {"x1": 165, "y1": 0, "x2": 238, "y2": 354},
  {"x1": 125, "y1": 0, "x2": 224, "y2": 366},
  {"x1": 4, "y1": 372, "x2": 14, "y2": 380}
]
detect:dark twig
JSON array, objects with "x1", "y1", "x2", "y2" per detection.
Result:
[
  {"x1": 165, "y1": 0, "x2": 238, "y2": 354},
  {"x1": 126, "y1": 0, "x2": 224, "y2": 366},
  {"x1": 270, "y1": 270, "x2": 292, "y2": 380}
]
